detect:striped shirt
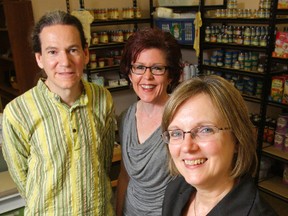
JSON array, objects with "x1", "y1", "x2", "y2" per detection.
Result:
[{"x1": 2, "y1": 79, "x2": 115, "y2": 215}]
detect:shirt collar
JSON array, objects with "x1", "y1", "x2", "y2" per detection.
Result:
[{"x1": 36, "y1": 78, "x2": 89, "y2": 107}]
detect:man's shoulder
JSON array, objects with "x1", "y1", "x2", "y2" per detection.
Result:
[{"x1": 5, "y1": 87, "x2": 37, "y2": 109}]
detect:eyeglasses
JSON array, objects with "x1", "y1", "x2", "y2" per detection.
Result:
[
  {"x1": 130, "y1": 64, "x2": 168, "y2": 75},
  {"x1": 161, "y1": 125, "x2": 231, "y2": 145}
]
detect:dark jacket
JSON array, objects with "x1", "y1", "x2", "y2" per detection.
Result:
[{"x1": 162, "y1": 175, "x2": 278, "y2": 216}]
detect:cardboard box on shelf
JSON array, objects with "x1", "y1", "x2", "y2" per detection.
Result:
[
  {"x1": 270, "y1": 75, "x2": 288, "y2": 103},
  {"x1": 278, "y1": 0, "x2": 288, "y2": 9},
  {"x1": 154, "y1": 17, "x2": 195, "y2": 45},
  {"x1": 272, "y1": 31, "x2": 288, "y2": 59}
]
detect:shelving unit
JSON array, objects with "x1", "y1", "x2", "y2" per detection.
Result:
[
  {"x1": 0, "y1": 0, "x2": 39, "y2": 109},
  {"x1": 79, "y1": 0, "x2": 152, "y2": 91},
  {"x1": 198, "y1": 0, "x2": 288, "y2": 206},
  {"x1": 151, "y1": 0, "x2": 288, "y2": 207}
]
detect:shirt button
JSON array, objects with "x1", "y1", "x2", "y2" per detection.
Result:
[{"x1": 72, "y1": 129, "x2": 77, "y2": 133}]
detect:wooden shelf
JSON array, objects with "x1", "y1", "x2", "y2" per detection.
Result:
[
  {"x1": 111, "y1": 180, "x2": 118, "y2": 188},
  {"x1": 0, "y1": 56, "x2": 13, "y2": 62},
  {"x1": 259, "y1": 176, "x2": 288, "y2": 202},
  {"x1": 111, "y1": 144, "x2": 121, "y2": 187},
  {"x1": 262, "y1": 145, "x2": 288, "y2": 163},
  {"x1": 0, "y1": 82, "x2": 19, "y2": 97},
  {"x1": 112, "y1": 144, "x2": 121, "y2": 163},
  {"x1": 0, "y1": 0, "x2": 39, "y2": 108},
  {"x1": 0, "y1": 171, "x2": 18, "y2": 198},
  {"x1": 91, "y1": 18, "x2": 151, "y2": 27}
]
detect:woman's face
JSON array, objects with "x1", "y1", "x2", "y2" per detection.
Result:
[
  {"x1": 167, "y1": 93, "x2": 236, "y2": 189},
  {"x1": 128, "y1": 48, "x2": 171, "y2": 104}
]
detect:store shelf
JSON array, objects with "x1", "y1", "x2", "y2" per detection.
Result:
[
  {"x1": 153, "y1": 4, "x2": 226, "y2": 11},
  {"x1": 0, "y1": 83, "x2": 19, "y2": 97},
  {"x1": 267, "y1": 100, "x2": 288, "y2": 109},
  {"x1": 204, "y1": 17, "x2": 270, "y2": 24},
  {"x1": 111, "y1": 180, "x2": 118, "y2": 187},
  {"x1": 276, "y1": 9, "x2": 288, "y2": 15},
  {"x1": 262, "y1": 145, "x2": 288, "y2": 163},
  {"x1": 0, "y1": 171, "x2": 25, "y2": 214},
  {"x1": 91, "y1": 18, "x2": 151, "y2": 27},
  {"x1": 199, "y1": 0, "x2": 288, "y2": 205},
  {"x1": 84, "y1": 0, "x2": 153, "y2": 93},
  {"x1": 202, "y1": 42, "x2": 267, "y2": 52},
  {"x1": 112, "y1": 144, "x2": 121, "y2": 163},
  {"x1": 259, "y1": 176, "x2": 288, "y2": 202},
  {"x1": 0, "y1": 0, "x2": 39, "y2": 108},
  {"x1": 0, "y1": 56, "x2": 13, "y2": 62},
  {"x1": 106, "y1": 85, "x2": 130, "y2": 92},
  {"x1": 272, "y1": 57, "x2": 288, "y2": 65},
  {"x1": 89, "y1": 42, "x2": 125, "y2": 50},
  {"x1": 201, "y1": 64, "x2": 265, "y2": 78},
  {"x1": 242, "y1": 94, "x2": 262, "y2": 103},
  {"x1": 89, "y1": 65, "x2": 120, "y2": 73}
]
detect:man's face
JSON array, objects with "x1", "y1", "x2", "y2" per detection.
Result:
[{"x1": 35, "y1": 24, "x2": 89, "y2": 95}]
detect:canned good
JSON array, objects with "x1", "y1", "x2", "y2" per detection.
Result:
[
  {"x1": 90, "y1": 61, "x2": 97, "y2": 69},
  {"x1": 90, "y1": 51, "x2": 96, "y2": 61},
  {"x1": 100, "y1": 32, "x2": 109, "y2": 43},
  {"x1": 251, "y1": 36, "x2": 259, "y2": 46},
  {"x1": 91, "y1": 32, "x2": 99, "y2": 45},
  {"x1": 244, "y1": 36, "x2": 251, "y2": 45},
  {"x1": 98, "y1": 58, "x2": 105, "y2": 67}
]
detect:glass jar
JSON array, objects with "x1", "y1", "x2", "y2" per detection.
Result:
[
  {"x1": 100, "y1": 31, "x2": 109, "y2": 43},
  {"x1": 244, "y1": 36, "x2": 251, "y2": 45},
  {"x1": 91, "y1": 32, "x2": 99, "y2": 45}
]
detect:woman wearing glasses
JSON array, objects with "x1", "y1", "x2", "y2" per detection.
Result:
[
  {"x1": 161, "y1": 75, "x2": 277, "y2": 216},
  {"x1": 116, "y1": 28, "x2": 182, "y2": 216}
]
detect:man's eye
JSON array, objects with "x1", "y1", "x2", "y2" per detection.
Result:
[
  {"x1": 48, "y1": 50, "x2": 56, "y2": 55},
  {"x1": 169, "y1": 130, "x2": 183, "y2": 138},
  {"x1": 70, "y1": 48, "x2": 79, "y2": 54}
]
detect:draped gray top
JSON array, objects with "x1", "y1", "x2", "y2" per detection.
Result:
[{"x1": 119, "y1": 103, "x2": 173, "y2": 216}]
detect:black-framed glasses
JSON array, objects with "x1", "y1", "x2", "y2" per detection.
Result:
[
  {"x1": 130, "y1": 64, "x2": 168, "y2": 75},
  {"x1": 161, "y1": 125, "x2": 231, "y2": 145}
]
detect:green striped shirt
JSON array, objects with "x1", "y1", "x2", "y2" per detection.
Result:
[{"x1": 2, "y1": 79, "x2": 115, "y2": 215}]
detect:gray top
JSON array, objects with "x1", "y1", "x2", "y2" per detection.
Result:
[{"x1": 119, "y1": 103, "x2": 173, "y2": 216}]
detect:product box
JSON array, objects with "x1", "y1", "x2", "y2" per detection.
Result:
[
  {"x1": 282, "y1": 79, "x2": 288, "y2": 104},
  {"x1": 270, "y1": 75, "x2": 288, "y2": 103},
  {"x1": 157, "y1": 0, "x2": 198, "y2": 6},
  {"x1": 278, "y1": 0, "x2": 288, "y2": 9},
  {"x1": 283, "y1": 164, "x2": 288, "y2": 184},
  {"x1": 272, "y1": 31, "x2": 288, "y2": 59},
  {"x1": 154, "y1": 18, "x2": 195, "y2": 45}
]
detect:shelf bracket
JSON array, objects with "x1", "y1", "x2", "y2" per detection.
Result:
[{"x1": 66, "y1": 0, "x2": 70, "y2": 13}]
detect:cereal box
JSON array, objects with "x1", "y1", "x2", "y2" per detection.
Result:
[
  {"x1": 282, "y1": 78, "x2": 288, "y2": 104},
  {"x1": 278, "y1": 0, "x2": 288, "y2": 9},
  {"x1": 272, "y1": 31, "x2": 288, "y2": 59},
  {"x1": 270, "y1": 76, "x2": 288, "y2": 103}
]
